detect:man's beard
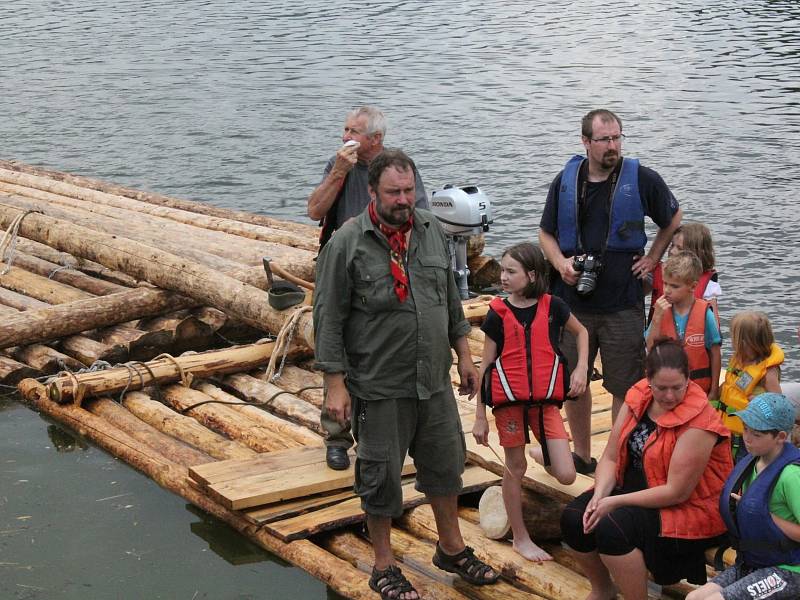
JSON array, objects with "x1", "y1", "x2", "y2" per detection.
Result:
[
  {"x1": 376, "y1": 200, "x2": 414, "y2": 228},
  {"x1": 600, "y1": 150, "x2": 620, "y2": 170}
]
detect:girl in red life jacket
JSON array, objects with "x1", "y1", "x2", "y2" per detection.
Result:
[
  {"x1": 648, "y1": 222, "x2": 721, "y2": 325},
  {"x1": 472, "y1": 242, "x2": 589, "y2": 563}
]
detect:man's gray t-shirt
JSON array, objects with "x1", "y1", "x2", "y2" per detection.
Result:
[{"x1": 321, "y1": 156, "x2": 429, "y2": 229}]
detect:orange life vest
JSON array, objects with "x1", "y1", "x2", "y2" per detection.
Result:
[
  {"x1": 615, "y1": 379, "x2": 733, "y2": 539},
  {"x1": 482, "y1": 294, "x2": 567, "y2": 408},
  {"x1": 648, "y1": 264, "x2": 718, "y2": 325},
  {"x1": 657, "y1": 299, "x2": 713, "y2": 393}
]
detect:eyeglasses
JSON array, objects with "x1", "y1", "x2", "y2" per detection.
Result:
[
  {"x1": 649, "y1": 381, "x2": 688, "y2": 394},
  {"x1": 590, "y1": 134, "x2": 626, "y2": 144}
]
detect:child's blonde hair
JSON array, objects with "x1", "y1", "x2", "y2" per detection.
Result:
[
  {"x1": 730, "y1": 311, "x2": 775, "y2": 364},
  {"x1": 675, "y1": 222, "x2": 715, "y2": 271},
  {"x1": 663, "y1": 251, "x2": 702, "y2": 284}
]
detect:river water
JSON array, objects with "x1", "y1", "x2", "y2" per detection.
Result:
[{"x1": 1, "y1": 1, "x2": 798, "y2": 598}]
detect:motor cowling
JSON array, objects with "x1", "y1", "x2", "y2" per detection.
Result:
[{"x1": 430, "y1": 185, "x2": 492, "y2": 236}]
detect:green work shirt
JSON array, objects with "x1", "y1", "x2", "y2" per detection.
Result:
[{"x1": 313, "y1": 208, "x2": 470, "y2": 401}]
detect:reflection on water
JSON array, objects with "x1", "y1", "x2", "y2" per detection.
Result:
[
  {"x1": 46, "y1": 424, "x2": 89, "y2": 452},
  {"x1": 0, "y1": 0, "x2": 799, "y2": 596}
]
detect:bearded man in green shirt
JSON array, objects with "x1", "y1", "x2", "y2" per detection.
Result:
[{"x1": 313, "y1": 149, "x2": 499, "y2": 599}]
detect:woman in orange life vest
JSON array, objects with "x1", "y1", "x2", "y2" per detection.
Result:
[
  {"x1": 472, "y1": 242, "x2": 589, "y2": 562},
  {"x1": 645, "y1": 251, "x2": 722, "y2": 399},
  {"x1": 648, "y1": 222, "x2": 721, "y2": 325},
  {"x1": 560, "y1": 339, "x2": 733, "y2": 600}
]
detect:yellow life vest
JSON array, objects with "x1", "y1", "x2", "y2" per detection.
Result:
[{"x1": 715, "y1": 343, "x2": 784, "y2": 434}]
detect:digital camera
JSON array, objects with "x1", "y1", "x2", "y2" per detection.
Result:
[{"x1": 572, "y1": 254, "x2": 603, "y2": 296}]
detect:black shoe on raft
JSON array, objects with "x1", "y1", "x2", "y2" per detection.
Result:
[{"x1": 326, "y1": 446, "x2": 350, "y2": 470}]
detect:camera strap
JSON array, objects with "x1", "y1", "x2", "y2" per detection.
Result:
[{"x1": 576, "y1": 159, "x2": 621, "y2": 257}]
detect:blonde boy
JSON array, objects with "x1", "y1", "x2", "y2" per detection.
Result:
[{"x1": 646, "y1": 251, "x2": 722, "y2": 398}]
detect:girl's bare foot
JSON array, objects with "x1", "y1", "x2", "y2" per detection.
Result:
[
  {"x1": 512, "y1": 537, "x2": 552, "y2": 562},
  {"x1": 527, "y1": 446, "x2": 544, "y2": 466}
]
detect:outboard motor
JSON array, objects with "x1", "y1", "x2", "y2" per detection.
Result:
[{"x1": 430, "y1": 185, "x2": 493, "y2": 299}]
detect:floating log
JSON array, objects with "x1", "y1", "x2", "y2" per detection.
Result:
[
  {"x1": 0, "y1": 160, "x2": 318, "y2": 236},
  {"x1": 121, "y1": 391, "x2": 257, "y2": 461},
  {"x1": 161, "y1": 385, "x2": 297, "y2": 453},
  {"x1": 3, "y1": 251, "x2": 128, "y2": 296},
  {"x1": 0, "y1": 205, "x2": 316, "y2": 344},
  {"x1": 15, "y1": 378, "x2": 378, "y2": 600},
  {"x1": 194, "y1": 382, "x2": 322, "y2": 447},
  {"x1": 0, "y1": 265, "x2": 92, "y2": 304},
  {"x1": 0, "y1": 355, "x2": 38, "y2": 384},
  {"x1": 0, "y1": 173, "x2": 319, "y2": 252},
  {"x1": 86, "y1": 396, "x2": 213, "y2": 467},
  {"x1": 45, "y1": 342, "x2": 276, "y2": 404},
  {"x1": 222, "y1": 373, "x2": 323, "y2": 435},
  {"x1": 0, "y1": 287, "x2": 193, "y2": 350}
]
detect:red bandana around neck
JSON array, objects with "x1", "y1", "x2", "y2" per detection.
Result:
[{"x1": 368, "y1": 201, "x2": 413, "y2": 302}]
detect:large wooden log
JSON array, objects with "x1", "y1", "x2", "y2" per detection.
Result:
[
  {"x1": 9, "y1": 344, "x2": 84, "y2": 374},
  {"x1": 0, "y1": 171, "x2": 318, "y2": 252},
  {"x1": 222, "y1": 373, "x2": 323, "y2": 435},
  {"x1": 0, "y1": 205, "x2": 316, "y2": 344},
  {"x1": 269, "y1": 365, "x2": 324, "y2": 409},
  {"x1": 120, "y1": 391, "x2": 257, "y2": 461},
  {"x1": 0, "y1": 355, "x2": 38, "y2": 384},
  {"x1": 399, "y1": 505, "x2": 593, "y2": 600},
  {"x1": 194, "y1": 382, "x2": 322, "y2": 447},
  {"x1": 14, "y1": 378, "x2": 379, "y2": 600},
  {"x1": 45, "y1": 342, "x2": 276, "y2": 404},
  {"x1": 469, "y1": 255, "x2": 500, "y2": 288},
  {"x1": 86, "y1": 397, "x2": 213, "y2": 467},
  {"x1": 3, "y1": 251, "x2": 128, "y2": 295},
  {"x1": 0, "y1": 160, "x2": 318, "y2": 236},
  {"x1": 59, "y1": 335, "x2": 128, "y2": 366},
  {"x1": 0, "y1": 265, "x2": 93, "y2": 304},
  {"x1": 0, "y1": 286, "x2": 49, "y2": 311},
  {"x1": 0, "y1": 287, "x2": 193, "y2": 350},
  {"x1": 160, "y1": 385, "x2": 297, "y2": 453},
  {"x1": 94, "y1": 324, "x2": 173, "y2": 362},
  {"x1": 477, "y1": 485, "x2": 563, "y2": 541}
]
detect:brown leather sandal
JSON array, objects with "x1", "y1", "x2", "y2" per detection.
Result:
[
  {"x1": 368, "y1": 565, "x2": 419, "y2": 599},
  {"x1": 432, "y1": 544, "x2": 499, "y2": 585}
]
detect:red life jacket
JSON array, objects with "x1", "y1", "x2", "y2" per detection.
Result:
[
  {"x1": 482, "y1": 294, "x2": 567, "y2": 408},
  {"x1": 658, "y1": 299, "x2": 713, "y2": 393},
  {"x1": 648, "y1": 264, "x2": 717, "y2": 324}
]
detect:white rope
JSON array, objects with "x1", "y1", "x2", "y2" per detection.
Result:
[
  {"x1": 264, "y1": 305, "x2": 312, "y2": 383},
  {"x1": 0, "y1": 210, "x2": 40, "y2": 275}
]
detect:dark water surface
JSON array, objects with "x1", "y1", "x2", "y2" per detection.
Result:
[{"x1": 1, "y1": 1, "x2": 799, "y2": 597}]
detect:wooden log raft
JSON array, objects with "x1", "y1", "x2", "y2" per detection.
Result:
[
  {"x1": 14, "y1": 378, "x2": 379, "y2": 600},
  {"x1": 0, "y1": 205, "x2": 316, "y2": 346}
]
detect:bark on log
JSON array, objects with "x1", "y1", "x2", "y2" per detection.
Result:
[
  {"x1": 0, "y1": 205, "x2": 316, "y2": 343},
  {"x1": 0, "y1": 173, "x2": 318, "y2": 251},
  {"x1": 86, "y1": 396, "x2": 213, "y2": 467},
  {"x1": 0, "y1": 355, "x2": 38, "y2": 384},
  {"x1": 0, "y1": 286, "x2": 49, "y2": 310},
  {"x1": 0, "y1": 287, "x2": 193, "y2": 350},
  {"x1": 14, "y1": 378, "x2": 378, "y2": 600},
  {"x1": 138, "y1": 312, "x2": 216, "y2": 354},
  {"x1": 222, "y1": 373, "x2": 323, "y2": 435},
  {"x1": 45, "y1": 342, "x2": 276, "y2": 404},
  {"x1": 399, "y1": 505, "x2": 592, "y2": 600},
  {"x1": 4, "y1": 251, "x2": 128, "y2": 295},
  {"x1": 160, "y1": 385, "x2": 297, "y2": 453},
  {"x1": 121, "y1": 391, "x2": 257, "y2": 461},
  {"x1": 59, "y1": 335, "x2": 128, "y2": 366},
  {"x1": 0, "y1": 265, "x2": 93, "y2": 304},
  {"x1": 268, "y1": 365, "x2": 324, "y2": 409},
  {"x1": 469, "y1": 255, "x2": 500, "y2": 288},
  {"x1": 0, "y1": 160, "x2": 318, "y2": 236},
  {"x1": 194, "y1": 382, "x2": 322, "y2": 447},
  {"x1": 15, "y1": 237, "x2": 142, "y2": 287},
  {"x1": 9, "y1": 344, "x2": 84, "y2": 374},
  {"x1": 467, "y1": 234, "x2": 486, "y2": 259},
  {"x1": 94, "y1": 324, "x2": 173, "y2": 362}
]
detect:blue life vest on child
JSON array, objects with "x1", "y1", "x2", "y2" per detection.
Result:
[
  {"x1": 720, "y1": 442, "x2": 800, "y2": 569},
  {"x1": 556, "y1": 155, "x2": 645, "y2": 254}
]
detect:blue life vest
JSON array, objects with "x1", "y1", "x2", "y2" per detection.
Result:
[
  {"x1": 556, "y1": 155, "x2": 646, "y2": 254},
  {"x1": 720, "y1": 442, "x2": 800, "y2": 568}
]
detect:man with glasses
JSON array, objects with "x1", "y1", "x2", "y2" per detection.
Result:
[
  {"x1": 538, "y1": 109, "x2": 682, "y2": 475},
  {"x1": 308, "y1": 106, "x2": 429, "y2": 470}
]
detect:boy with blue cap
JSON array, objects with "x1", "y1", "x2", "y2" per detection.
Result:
[{"x1": 687, "y1": 393, "x2": 800, "y2": 600}]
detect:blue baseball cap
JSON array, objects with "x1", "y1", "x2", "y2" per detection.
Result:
[{"x1": 734, "y1": 393, "x2": 797, "y2": 433}]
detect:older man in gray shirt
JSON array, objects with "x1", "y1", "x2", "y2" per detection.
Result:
[{"x1": 308, "y1": 106, "x2": 428, "y2": 470}]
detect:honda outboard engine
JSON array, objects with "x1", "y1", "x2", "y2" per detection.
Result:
[{"x1": 430, "y1": 185, "x2": 493, "y2": 299}]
